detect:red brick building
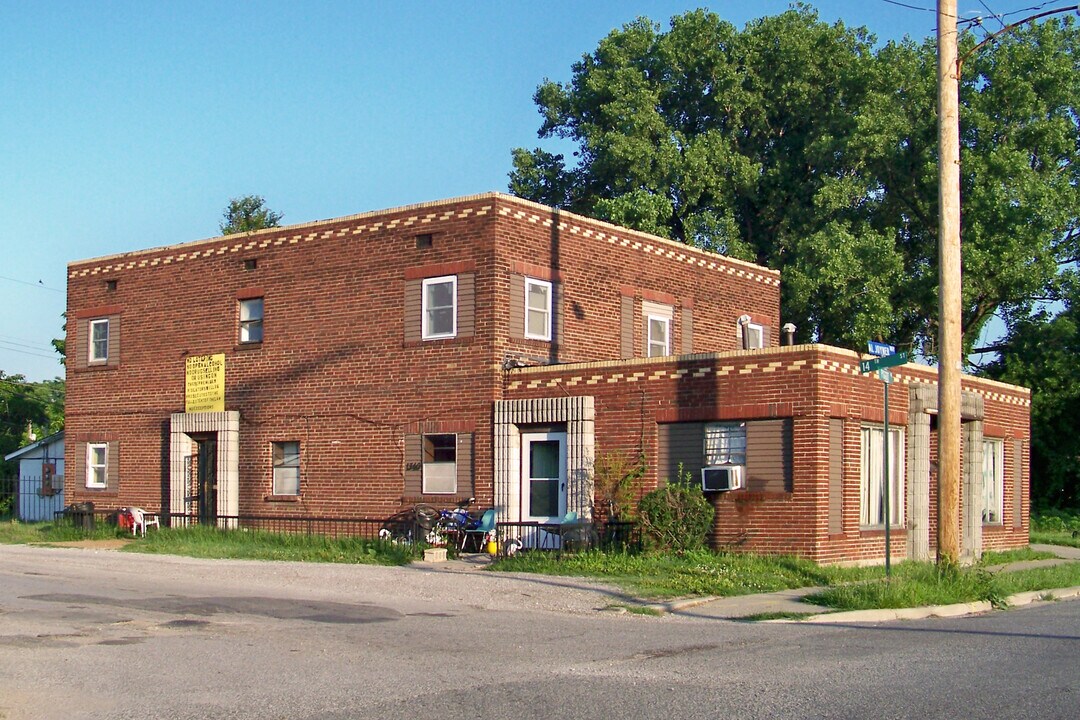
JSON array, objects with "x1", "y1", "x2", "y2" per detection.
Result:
[{"x1": 66, "y1": 193, "x2": 1030, "y2": 563}]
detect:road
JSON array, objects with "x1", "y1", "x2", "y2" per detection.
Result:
[{"x1": 1, "y1": 544, "x2": 1077, "y2": 720}]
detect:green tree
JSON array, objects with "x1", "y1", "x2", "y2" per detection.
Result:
[
  {"x1": 983, "y1": 279, "x2": 1080, "y2": 509},
  {"x1": 220, "y1": 195, "x2": 283, "y2": 235},
  {"x1": 0, "y1": 373, "x2": 59, "y2": 476},
  {"x1": 510, "y1": 6, "x2": 1080, "y2": 354}
]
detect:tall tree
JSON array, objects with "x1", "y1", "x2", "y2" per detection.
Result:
[
  {"x1": 510, "y1": 7, "x2": 1080, "y2": 354},
  {"x1": 220, "y1": 195, "x2": 283, "y2": 235},
  {"x1": 983, "y1": 278, "x2": 1080, "y2": 509}
]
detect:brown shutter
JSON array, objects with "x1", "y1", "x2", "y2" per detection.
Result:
[
  {"x1": 404, "y1": 434, "x2": 422, "y2": 495},
  {"x1": 75, "y1": 319, "x2": 88, "y2": 370},
  {"x1": 456, "y1": 433, "x2": 474, "y2": 496},
  {"x1": 107, "y1": 441, "x2": 119, "y2": 492},
  {"x1": 107, "y1": 316, "x2": 120, "y2": 367},
  {"x1": 73, "y1": 442, "x2": 85, "y2": 489},
  {"x1": 681, "y1": 307, "x2": 693, "y2": 354},
  {"x1": 553, "y1": 281, "x2": 564, "y2": 348},
  {"x1": 761, "y1": 325, "x2": 771, "y2": 348},
  {"x1": 620, "y1": 296, "x2": 634, "y2": 358},
  {"x1": 829, "y1": 418, "x2": 844, "y2": 534},
  {"x1": 403, "y1": 280, "x2": 422, "y2": 342},
  {"x1": 1012, "y1": 439, "x2": 1023, "y2": 528},
  {"x1": 745, "y1": 419, "x2": 793, "y2": 493},
  {"x1": 509, "y1": 275, "x2": 525, "y2": 339},
  {"x1": 657, "y1": 422, "x2": 705, "y2": 485},
  {"x1": 457, "y1": 273, "x2": 475, "y2": 338}
]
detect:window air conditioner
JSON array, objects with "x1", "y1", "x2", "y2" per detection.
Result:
[{"x1": 701, "y1": 465, "x2": 744, "y2": 492}]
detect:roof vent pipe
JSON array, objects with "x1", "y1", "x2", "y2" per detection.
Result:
[{"x1": 781, "y1": 323, "x2": 796, "y2": 346}]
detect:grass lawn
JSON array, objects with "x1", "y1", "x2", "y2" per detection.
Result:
[
  {"x1": 123, "y1": 526, "x2": 417, "y2": 565},
  {"x1": 492, "y1": 548, "x2": 880, "y2": 599},
  {"x1": 0, "y1": 519, "x2": 128, "y2": 544},
  {"x1": 491, "y1": 545, "x2": 1078, "y2": 609},
  {"x1": 0, "y1": 520, "x2": 417, "y2": 566},
  {"x1": 1030, "y1": 510, "x2": 1080, "y2": 548}
]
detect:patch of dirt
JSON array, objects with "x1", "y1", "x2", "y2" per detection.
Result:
[{"x1": 39, "y1": 539, "x2": 133, "y2": 550}]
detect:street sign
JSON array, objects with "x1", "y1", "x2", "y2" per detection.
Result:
[
  {"x1": 859, "y1": 351, "x2": 909, "y2": 374},
  {"x1": 867, "y1": 341, "x2": 896, "y2": 357},
  {"x1": 878, "y1": 369, "x2": 893, "y2": 384}
]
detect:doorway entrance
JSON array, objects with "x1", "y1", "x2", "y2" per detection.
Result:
[
  {"x1": 169, "y1": 411, "x2": 239, "y2": 528},
  {"x1": 193, "y1": 436, "x2": 218, "y2": 524}
]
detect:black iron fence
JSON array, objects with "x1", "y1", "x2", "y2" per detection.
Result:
[
  {"x1": 0, "y1": 476, "x2": 67, "y2": 523},
  {"x1": 3, "y1": 483, "x2": 643, "y2": 555},
  {"x1": 494, "y1": 520, "x2": 639, "y2": 556},
  {"x1": 161, "y1": 512, "x2": 418, "y2": 541}
]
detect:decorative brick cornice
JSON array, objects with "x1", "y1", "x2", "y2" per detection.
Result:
[{"x1": 503, "y1": 343, "x2": 1031, "y2": 408}]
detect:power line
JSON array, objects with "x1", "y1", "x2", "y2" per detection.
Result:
[
  {"x1": 0, "y1": 275, "x2": 64, "y2": 294},
  {"x1": 0, "y1": 342, "x2": 62, "y2": 361}
]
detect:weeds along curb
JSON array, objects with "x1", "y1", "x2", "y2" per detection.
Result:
[{"x1": 791, "y1": 584, "x2": 1080, "y2": 624}]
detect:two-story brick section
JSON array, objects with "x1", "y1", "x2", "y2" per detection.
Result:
[{"x1": 66, "y1": 192, "x2": 1030, "y2": 563}]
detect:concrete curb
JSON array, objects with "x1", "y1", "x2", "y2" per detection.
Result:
[{"x1": 787, "y1": 585, "x2": 1080, "y2": 624}]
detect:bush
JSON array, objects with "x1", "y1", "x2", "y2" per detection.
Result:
[{"x1": 637, "y1": 481, "x2": 714, "y2": 552}]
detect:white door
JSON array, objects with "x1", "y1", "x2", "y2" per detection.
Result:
[{"x1": 522, "y1": 432, "x2": 567, "y2": 526}]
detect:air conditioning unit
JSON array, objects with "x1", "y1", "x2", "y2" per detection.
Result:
[{"x1": 701, "y1": 465, "x2": 744, "y2": 492}]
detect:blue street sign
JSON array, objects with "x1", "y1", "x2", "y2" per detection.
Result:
[
  {"x1": 878, "y1": 369, "x2": 893, "y2": 384},
  {"x1": 867, "y1": 341, "x2": 896, "y2": 357}
]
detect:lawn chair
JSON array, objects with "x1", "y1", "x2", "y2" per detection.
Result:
[
  {"x1": 129, "y1": 507, "x2": 160, "y2": 537},
  {"x1": 461, "y1": 508, "x2": 496, "y2": 552}
]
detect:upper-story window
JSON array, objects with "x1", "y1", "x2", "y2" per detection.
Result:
[
  {"x1": 422, "y1": 275, "x2": 457, "y2": 339},
  {"x1": 239, "y1": 298, "x2": 264, "y2": 343},
  {"x1": 524, "y1": 278, "x2": 552, "y2": 341},
  {"x1": 88, "y1": 319, "x2": 110, "y2": 363},
  {"x1": 647, "y1": 315, "x2": 670, "y2": 357}
]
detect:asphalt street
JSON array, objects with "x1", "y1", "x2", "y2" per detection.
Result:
[{"x1": 1, "y1": 545, "x2": 1076, "y2": 720}]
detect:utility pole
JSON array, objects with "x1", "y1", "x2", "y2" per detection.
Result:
[
  {"x1": 937, "y1": 0, "x2": 962, "y2": 566},
  {"x1": 935, "y1": 2, "x2": 1076, "y2": 565}
]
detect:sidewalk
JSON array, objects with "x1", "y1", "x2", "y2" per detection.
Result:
[{"x1": 663, "y1": 543, "x2": 1080, "y2": 622}]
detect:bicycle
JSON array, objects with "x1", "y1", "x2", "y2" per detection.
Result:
[{"x1": 413, "y1": 498, "x2": 482, "y2": 549}]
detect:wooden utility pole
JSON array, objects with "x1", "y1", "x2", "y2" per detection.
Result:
[{"x1": 937, "y1": 0, "x2": 961, "y2": 565}]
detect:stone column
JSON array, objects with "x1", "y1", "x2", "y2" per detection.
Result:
[
  {"x1": 907, "y1": 384, "x2": 935, "y2": 561},
  {"x1": 961, "y1": 391, "x2": 985, "y2": 563}
]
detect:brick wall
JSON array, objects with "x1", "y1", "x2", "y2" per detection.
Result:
[{"x1": 65, "y1": 193, "x2": 781, "y2": 523}]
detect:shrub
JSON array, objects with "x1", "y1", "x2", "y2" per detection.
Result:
[
  {"x1": 637, "y1": 478, "x2": 714, "y2": 552},
  {"x1": 592, "y1": 451, "x2": 645, "y2": 520}
]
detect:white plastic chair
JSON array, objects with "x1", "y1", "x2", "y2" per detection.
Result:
[{"x1": 129, "y1": 507, "x2": 160, "y2": 537}]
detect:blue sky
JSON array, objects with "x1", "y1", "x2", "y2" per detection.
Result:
[{"x1": 0, "y1": 1, "x2": 1028, "y2": 381}]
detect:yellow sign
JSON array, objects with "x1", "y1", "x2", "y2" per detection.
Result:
[{"x1": 185, "y1": 354, "x2": 225, "y2": 412}]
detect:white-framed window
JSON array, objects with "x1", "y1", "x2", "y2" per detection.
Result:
[
  {"x1": 704, "y1": 422, "x2": 747, "y2": 466},
  {"x1": 239, "y1": 298, "x2": 264, "y2": 343},
  {"x1": 86, "y1": 443, "x2": 108, "y2": 488},
  {"x1": 422, "y1": 276, "x2": 457, "y2": 339},
  {"x1": 524, "y1": 278, "x2": 552, "y2": 341},
  {"x1": 272, "y1": 441, "x2": 301, "y2": 495},
  {"x1": 422, "y1": 434, "x2": 457, "y2": 494},
  {"x1": 647, "y1": 315, "x2": 670, "y2": 357},
  {"x1": 89, "y1": 319, "x2": 109, "y2": 363},
  {"x1": 982, "y1": 438, "x2": 1004, "y2": 524},
  {"x1": 860, "y1": 425, "x2": 904, "y2": 528}
]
